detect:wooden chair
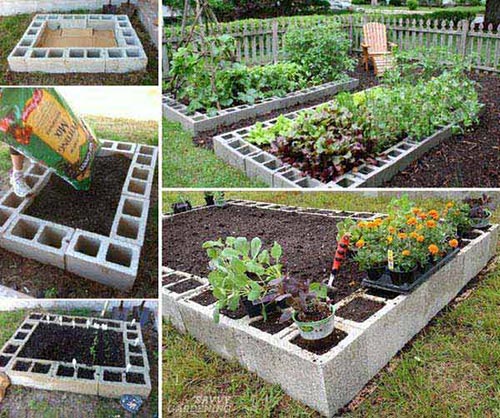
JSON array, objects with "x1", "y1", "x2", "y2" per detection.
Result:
[{"x1": 361, "y1": 22, "x2": 397, "y2": 76}]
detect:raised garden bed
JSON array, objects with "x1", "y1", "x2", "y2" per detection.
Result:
[
  {"x1": 8, "y1": 15, "x2": 147, "y2": 74},
  {"x1": 0, "y1": 313, "x2": 151, "y2": 397},
  {"x1": 213, "y1": 98, "x2": 483, "y2": 189},
  {"x1": 162, "y1": 199, "x2": 498, "y2": 416},
  {"x1": 0, "y1": 139, "x2": 158, "y2": 291},
  {"x1": 162, "y1": 78, "x2": 358, "y2": 135}
]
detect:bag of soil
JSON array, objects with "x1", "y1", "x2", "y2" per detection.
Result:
[{"x1": 0, "y1": 88, "x2": 100, "y2": 191}]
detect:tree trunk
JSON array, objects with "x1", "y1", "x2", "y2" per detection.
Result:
[{"x1": 484, "y1": 0, "x2": 500, "y2": 29}]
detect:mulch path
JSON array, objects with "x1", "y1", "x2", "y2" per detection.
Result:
[{"x1": 163, "y1": 205, "x2": 368, "y2": 304}]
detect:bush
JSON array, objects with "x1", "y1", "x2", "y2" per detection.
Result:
[
  {"x1": 284, "y1": 24, "x2": 355, "y2": 83},
  {"x1": 407, "y1": 0, "x2": 419, "y2": 10}
]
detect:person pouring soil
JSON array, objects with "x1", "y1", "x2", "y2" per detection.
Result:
[{"x1": 9, "y1": 147, "x2": 32, "y2": 197}]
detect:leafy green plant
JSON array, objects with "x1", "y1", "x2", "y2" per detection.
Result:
[
  {"x1": 202, "y1": 237, "x2": 283, "y2": 322},
  {"x1": 246, "y1": 115, "x2": 294, "y2": 146},
  {"x1": 407, "y1": 0, "x2": 419, "y2": 10}
]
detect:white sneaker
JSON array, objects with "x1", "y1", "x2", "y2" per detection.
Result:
[{"x1": 10, "y1": 173, "x2": 32, "y2": 198}]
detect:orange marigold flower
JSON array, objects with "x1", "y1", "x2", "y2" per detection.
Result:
[
  {"x1": 374, "y1": 218, "x2": 383, "y2": 226},
  {"x1": 407, "y1": 217, "x2": 417, "y2": 226},
  {"x1": 410, "y1": 232, "x2": 419, "y2": 239},
  {"x1": 428, "y1": 244, "x2": 439, "y2": 255},
  {"x1": 398, "y1": 233, "x2": 408, "y2": 239},
  {"x1": 428, "y1": 210, "x2": 439, "y2": 220},
  {"x1": 402, "y1": 250, "x2": 411, "y2": 256},
  {"x1": 357, "y1": 221, "x2": 366, "y2": 228},
  {"x1": 418, "y1": 212, "x2": 428, "y2": 219},
  {"x1": 449, "y1": 239, "x2": 459, "y2": 248},
  {"x1": 417, "y1": 235, "x2": 425, "y2": 242},
  {"x1": 355, "y1": 239, "x2": 365, "y2": 248},
  {"x1": 426, "y1": 220, "x2": 437, "y2": 228},
  {"x1": 412, "y1": 207, "x2": 420, "y2": 215},
  {"x1": 388, "y1": 226, "x2": 396, "y2": 234},
  {"x1": 387, "y1": 236, "x2": 393, "y2": 244},
  {"x1": 416, "y1": 224, "x2": 424, "y2": 231},
  {"x1": 446, "y1": 202, "x2": 454, "y2": 208}
]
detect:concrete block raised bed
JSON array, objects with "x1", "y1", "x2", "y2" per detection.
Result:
[
  {"x1": 162, "y1": 78, "x2": 359, "y2": 135},
  {"x1": 0, "y1": 313, "x2": 151, "y2": 398},
  {"x1": 213, "y1": 100, "x2": 474, "y2": 189},
  {"x1": 0, "y1": 140, "x2": 158, "y2": 291},
  {"x1": 8, "y1": 15, "x2": 147, "y2": 74},
  {"x1": 162, "y1": 201, "x2": 498, "y2": 416}
]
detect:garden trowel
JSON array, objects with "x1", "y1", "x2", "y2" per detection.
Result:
[
  {"x1": 325, "y1": 234, "x2": 350, "y2": 291},
  {"x1": 132, "y1": 301, "x2": 152, "y2": 327},
  {"x1": 111, "y1": 301, "x2": 130, "y2": 321}
]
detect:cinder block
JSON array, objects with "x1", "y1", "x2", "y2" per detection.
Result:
[
  {"x1": 98, "y1": 140, "x2": 137, "y2": 159},
  {"x1": 0, "y1": 206, "x2": 16, "y2": 236},
  {"x1": 111, "y1": 195, "x2": 149, "y2": 246}
]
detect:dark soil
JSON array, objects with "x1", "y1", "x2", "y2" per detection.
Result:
[
  {"x1": 291, "y1": 328, "x2": 348, "y2": 355},
  {"x1": 103, "y1": 370, "x2": 122, "y2": 382},
  {"x1": 250, "y1": 311, "x2": 293, "y2": 335},
  {"x1": 297, "y1": 304, "x2": 332, "y2": 322},
  {"x1": 220, "y1": 302, "x2": 248, "y2": 320},
  {"x1": 126, "y1": 372, "x2": 145, "y2": 384},
  {"x1": 167, "y1": 279, "x2": 203, "y2": 294},
  {"x1": 163, "y1": 205, "x2": 368, "y2": 304},
  {"x1": 0, "y1": 356, "x2": 10, "y2": 367},
  {"x1": 13, "y1": 361, "x2": 31, "y2": 371},
  {"x1": 190, "y1": 289, "x2": 218, "y2": 306},
  {"x1": 57, "y1": 366, "x2": 75, "y2": 377},
  {"x1": 191, "y1": 54, "x2": 376, "y2": 150},
  {"x1": 163, "y1": 273, "x2": 186, "y2": 286},
  {"x1": 32, "y1": 363, "x2": 50, "y2": 374},
  {"x1": 25, "y1": 155, "x2": 130, "y2": 236},
  {"x1": 364, "y1": 287, "x2": 399, "y2": 299},
  {"x1": 4, "y1": 344, "x2": 18, "y2": 354},
  {"x1": 336, "y1": 298, "x2": 385, "y2": 323},
  {"x1": 386, "y1": 72, "x2": 500, "y2": 188},
  {"x1": 18, "y1": 323, "x2": 125, "y2": 367},
  {"x1": 77, "y1": 368, "x2": 95, "y2": 380}
]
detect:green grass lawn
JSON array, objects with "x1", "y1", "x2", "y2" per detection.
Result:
[
  {"x1": 0, "y1": 308, "x2": 158, "y2": 418},
  {"x1": 163, "y1": 191, "x2": 500, "y2": 417},
  {"x1": 0, "y1": 10, "x2": 158, "y2": 86},
  {"x1": 163, "y1": 119, "x2": 268, "y2": 188}
]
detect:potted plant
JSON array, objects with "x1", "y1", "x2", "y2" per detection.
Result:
[
  {"x1": 443, "y1": 200, "x2": 471, "y2": 237},
  {"x1": 464, "y1": 194, "x2": 495, "y2": 229},
  {"x1": 354, "y1": 245, "x2": 387, "y2": 281},
  {"x1": 263, "y1": 276, "x2": 334, "y2": 341},
  {"x1": 202, "y1": 236, "x2": 283, "y2": 322},
  {"x1": 171, "y1": 195, "x2": 192, "y2": 214},
  {"x1": 204, "y1": 192, "x2": 215, "y2": 206}
]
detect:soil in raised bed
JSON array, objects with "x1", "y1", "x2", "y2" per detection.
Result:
[
  {"x1": 190, "y1": 289, "x2": 218, "y2": 306},
  {"x1": 163, "y1": 205, "x2": 368, "y2": 304},
  {"x1": 32, "y1": 363, "x2": 50, "y2": 374},
  {"x1": 25, "y1": 155, "x2": 130, "y2": 236},
  {"x1": 167, "y1": 279, "x2": 203, "y2": 294},
  {"x1": 291, "y1": 328, "x2": 348, "y2": 355},
  {"x1": 18, "y1": 322, "x2": 125, "y2": 367},
  {"x1": 163, "y1": 273, "x2": 186, "y2": 286},
  {"x1": 250, "y1": 311, "x2": 293, "y2": 335},
  {"x1": 336, "y1": 298, "x2": 385, "y2": 323}
]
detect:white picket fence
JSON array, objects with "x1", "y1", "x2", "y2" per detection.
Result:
[{"x1": 163, "y1": 15, "x2": 500, "y2": 75}]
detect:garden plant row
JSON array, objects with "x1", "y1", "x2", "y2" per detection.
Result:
[
  {"x1": 0, "y1": 313, "x2": 151, "y2": 397},
  {"x1": 0, "y1": 140, "x2": 158, "y2": 291},
  {"x1": 162, "y1": 199, "x2": 498, "y2": 416}
]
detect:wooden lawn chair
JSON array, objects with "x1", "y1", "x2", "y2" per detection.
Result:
[{"x1": 361, "y1": 22, "x2": 397, "y2": 76}]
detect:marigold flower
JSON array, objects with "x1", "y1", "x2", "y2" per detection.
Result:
[
  {"x1": 426, "y1": 220, "x2": 437, "y2": 228},
  {"x1": 402, "y1": 250, "x2": 411, "y2": 256},
  {"x1": 388, "y1": 226, "x2": 396, "y2": 234},
  {"x1": 357, "y1": 221, "x2": 366, "y2": 228},
  {"x1": 355, "y1": 239, "x2": 365, "y2": 248},
  {"x1": 374, "y1": 218, "x2": 383, "y2": 226},
  {"x1": 418, "y1": 212, "x2": 428, "y2": 219},
  {"x1": 428, "y1": 244, "x2": 439, "y2": 255},
  {"x1": 410, "y1": 231, "x2": 419, "y2": 239},
  {"x1": 398, "y1": 233, "x2": 408, "y2": 240},
  {"x1": 449, "y1": 239, "x2": 459, "y2": 248},
  {"x1": 417, "y1": 235, "x2": 425, "y2": 242},
  {"x1": 387, "y1": 236, "x2": 393, "y2": 244},
  {"x1": 412, "y1": 207, "x2": 420, "y2": 215},
  {"x1": 446, "y1": 202, "x2": 454, "y2": 208},
  {"x1": 407, "y1": 217, "x2": 417, "y2": 226},
  {"x1": 429, "y1": 210, "x2": 439, "y2": 220}
]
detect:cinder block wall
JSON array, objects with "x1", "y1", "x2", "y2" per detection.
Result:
[{"x1": 0, "y1": 0, "x2": 138, "y2": 16}]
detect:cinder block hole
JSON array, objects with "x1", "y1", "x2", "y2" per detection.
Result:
[
  {"x1": 129, "y1": 344, "x2": 142, "y2": 354},
  {"x1": 21, "y1": 323, "x2": 33, "y2": 330},
  {"x1": 0, "y1": 356, "x2": 11, "y2": 367},
  {"x1": 228, "y1": 139, "x2": 244, "y2": 149},
  {"x1": 132, "y1": 167, "x2": 149, "y2": 181},
  {"x1": 122, "y1": 30, "x2": 132, "y2": 36},
  {"x1": 358, "y1": 166, "x2": 374, "y2": 175},
  {"x1": 38, "y1": 226, "x2": 66, "y2": 249},
  {"x1": 20, "y1": 39, "x2": 33, "y2": 47},
  {"x1": 126, "y1": 49, "x2": 140, "y2": 58},
  {"x1": 388, "y1": 150, "x2": 402, "y2": 158},
  {"x1": 126, "y1": 324, "x2": 137, "y2": 330},
  {"x1": 87, "y1": 49, "x2": 101, "y2": 58},
  {"x1": 117, "y1": 218, "x2": 139, "y2": 240},
  {"x1": 4, "y1": 344, "x2": 18, "y2": 354},
  {"x1": 11, "y1": 219, "x2": 40, "y2": 240},
  {"x1": 29, "y1": 164, "x2": 46, "y2": 175},
  {"x1": 136, "y1": 155, "x2": 152, "y2": 166},
  {"x1": 238, "y1": 145, "x2": 255, "y2": 156},
  {"x1": 295, "y1": 178, "x2": 318, "y2": 188},
  {"x1": 69, "y1": 50, "x2": 84, "y2": 58},
  {"x1": 138, "y1": 146, "x2": 154, "y2": 156},
  {"x1": 3, "y1": 193, "x2": 23, "y2": 209},
  {"x1": 57, "y1": 365, "x2": 75, "y2": 377},
  {"x1": 29, "y1": 313, "x2": 42, "y2": 320},
  {"x1": 126, "y1": 372, "x2": 145, "y2": 384},
  {"x1": 75, "y1": 318, "x2": 86, "y2": 324},
  {"x1": 106, "y1": 244, "x2": 132, "y2": 267},
  {"x1": 129, "y1": 356, "x2": 144, "y2": 367},
  {"x1": 103, "y1": 370, "x2": 122, "y2": 382},
  {"x1": 14, "y1": 332, "x2": 28, "y2": 340},
  {"x1": 28, "y1": 29, "x2": 38, "y2": 35},
  {"x1": 117, "y1": 143, "x2": 132, "y2": 151},
  {"x1": 236, "y1": 129, "x2": 249, "y2": 135},
  {"x1": 32, "y1": 363, "x2": 51, "y2": 374},
  {"x1": 63, "y1": 15, "x2": 73, "y2": 19},
  {"x1": 74, "y1": 235, "x2": 101, "y2": 257},
  {"x1": 77, "y1": 368, "x2": 95, "y2": 380},
  {"x1": 0, "y1": 209, "x2": 12, "y2": 227},
  {"x1": 281, "y1": 170, "x2": 300, "y2": 182},
  {"x1": 264, "y1": 160, "x2": 281, "y2": 170},
  {"x1": 119, "y1": 22, "x2": 128, "y2": 27},
  {"x1": 122, "y1": 199, "x2": 143, "y2": 218},
  {"x1": 364, "y1": 287, "x2": 398, "y2": 299},
  {"x1": 48, "y1": 50, "x2": 64, "y2": 58},
  {"x1": 399, "y1": 143, "x2": 412, "y2": 150},
  {"x1": 291, "y1": 328, "x2": 348, "y2": 355},
  {"x1": 125, "y1": 37, "x2": 136, "y2": 46},
  {"x1": 108, "y1": 49, "x2": 124, "y2": 58},
  {"x1": 108, "y1": 322, "x2": 120, "y2": 329},
  {"x1": 127, "y1": 332, "x2": 138, "y2": 339},
  {"x1": 33, "y1": 22, "x2": 42, "y2": 27},
  {"x1": 13, "y1": 48, "x2": 28, "y2": 57},
  {"x1": 24, "y1": 176, "x2": 38, "y2": 189},
  {"x1": 101, "y1": 141, "x2": 113, "y2": 149},
  {"x1": 127, "y1": 180, "x2": 147, "y2": 196},
  {"x1": 335, "y1": 178, "x2": 355, "y2": 188},
  {"x1": 32, "y1": 50, "x2": 47, "y2": 58},
  {"x1": 13, "y1": 361, "x2": 31, "y2": 372}
]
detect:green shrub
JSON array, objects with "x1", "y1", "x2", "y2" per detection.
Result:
[
  {"x1": 284, "y1": 24, "x2": 355, "y2": 83},
  {"x1": 407, "y1": 0, "x2": 419, "y2": 10}
]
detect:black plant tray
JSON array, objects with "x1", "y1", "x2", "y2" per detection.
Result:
[{"x1": 361, "y1": 247, "x2": 460, "y2": 295}]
